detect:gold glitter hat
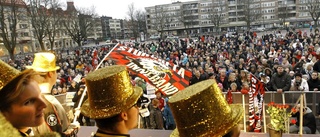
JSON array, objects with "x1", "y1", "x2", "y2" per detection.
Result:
[
  {"x1": 0, "y1": 60, "x2": 22, "y2": 91},
  {"x1": 81, "y1": 65, "x2": 143, "y2": 119},
  {"x1": 26, "y1": 52, "x2": 60, "y2": 72},
  {"x1": 169, "y1": 79, "x2": 243, "y2": 137}
]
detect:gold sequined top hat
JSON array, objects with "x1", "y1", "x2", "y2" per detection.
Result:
[
  {"x1": 81, "y1": 65, "x2": 143, "y2": 119},
  {"x1": 0, "y1": 112, "x2": 21, "y2": 137},
  {"x1": 168, "y1": 79, "x2": 244, "y2": 137},
  {"x1": 26, "y1": 52, "x2": 60, "y2": 72},
  {"x1": 0, "y1": 60, "x2": 22, "y2": 91}
]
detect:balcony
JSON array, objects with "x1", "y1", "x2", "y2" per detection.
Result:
[{"x1": 228, "y1": 1, "x2": 236, "y2": 5}]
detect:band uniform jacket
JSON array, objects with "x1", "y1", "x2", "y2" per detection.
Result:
[{"x1": 33, "y1": 94, "x2": 69, "y2": 136}]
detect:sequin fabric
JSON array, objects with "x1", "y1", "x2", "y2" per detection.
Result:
[
  {"x1": 0, "y1": 60, "x2": 20, "y2": 91},
  {"x1": 168, "y1": 79, "x2": 244, "y2": 137},
  {"x1": 0, "y1": 112, "x2": 21, "y2": 137},
  {"x1": 81, "y1": 65, "x2": 142, "y2": 119}
]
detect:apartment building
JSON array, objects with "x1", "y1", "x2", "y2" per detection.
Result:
[
  {"x1": 100, "y1": 16, "x2": 124, "y2": 40},
  {"x1": 0, "y1": 1, "x2": 104, "y2": 56},
  {"x1": 145, "y1": 1, "x2": 184, "y2": 36},
  {"x1": 145, "y1": 0, "x2": 314, "y2": 36},
  {"x1": 109, "y1": 19, "x2": 122, "y2": 39}
]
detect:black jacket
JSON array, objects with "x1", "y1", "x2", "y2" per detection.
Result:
[
  {"x1": 292, "y1": 111, "x2": 317, "y2": 134},
  {"x1": 313, "y1": 60, "x2": 320, "y2": 72},
  {"x1": 307, "y1": 79, "x2": 320, "y2": 91},
  {"x1": 72, "y1": 89, "x2": 88, "y2": 108},
  {"x1": 271, "y1": 72, "x2": 291, "y2": 91}
]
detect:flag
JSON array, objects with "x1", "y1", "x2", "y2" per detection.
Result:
[
  {"x1": 105, "y1": 44, "x2": 192, "y2": 96},
  {"x1": 226, "y1": 89, "x2": 233, "y2": 104},
  {"x1": 248, "y1": 73, "x2": 265, "y2": 132},
  {"x1": 92, "y1": 48, "x2": 98, "y2": 69}
]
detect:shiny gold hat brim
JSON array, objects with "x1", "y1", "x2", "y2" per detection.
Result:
[
  {"x1": 25, "y1": 66, "x2": 60, "y2": 72},
  {"x1": 81, "y1": 86, "x2": 142, "y2": 119},
  {"x1": 170, "y1": 104, "x2": 243, "y2": 137},
  {"x1": 0, "y1": 60, "x2": 22, "y2": 91}
]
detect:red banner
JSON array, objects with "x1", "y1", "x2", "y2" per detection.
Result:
[
  {"x1": 105, "y1": 45, "x2": 192, "y2": 96},
  {"x1": 248, "y1": 74, "x2": 265, "y2": 132}
]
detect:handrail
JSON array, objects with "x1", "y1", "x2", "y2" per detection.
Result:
[{"x1": 222, "y1": 91, "x2": 320, "y2": 133}]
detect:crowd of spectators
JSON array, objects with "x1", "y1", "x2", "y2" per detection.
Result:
[{"x1": 2, "y1": 27, "x2": 320, "y2": 130}]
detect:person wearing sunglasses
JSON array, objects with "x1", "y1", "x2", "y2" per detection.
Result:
[{"x1": 81, "y1": 65, "x2": 143, "y2": 137}]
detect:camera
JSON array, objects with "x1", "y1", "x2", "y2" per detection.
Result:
[{"x1": 295, "y1": 81, "x2": 301, "y2": 87}]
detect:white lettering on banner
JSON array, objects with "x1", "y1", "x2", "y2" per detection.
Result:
[
  {"x1": 250, "y1": 75, "x2": 264, "y2": 132},
  {"x1": 119, "y1": 46, "x2": 186, "y2": 78},
  {"x1": 177, "y1": 68, "x2": 185, "y2": 78},
  {"x1": 159, "y1": 82, "x2": 178, "y2": 95},
  {"x1": 127, "y1": 62, "x2": 178, "y2": 95},
  {"x1": 249, "y1": 86, "x2": 255, "y2": 126},
  {"x1": 133, "y1": 50, "x2": 138, "y2": 55},
  {"x1": 154, "y1": 79, "x2": 166, "y2": 87},
  {"x1": 118, "y1": 46, "x2": 126, "y2": 51}
]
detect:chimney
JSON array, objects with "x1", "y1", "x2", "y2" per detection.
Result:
[
  {"x1": 67, "y1": 0, "x2": 74, "y2": 7},
  {"x1": 66, "y1": 0, "x2": 76, "y2": 11}
]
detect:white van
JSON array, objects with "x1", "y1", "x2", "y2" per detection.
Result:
[{"x1": 256, "y1": 27, "x2": 265, "y2": 32}]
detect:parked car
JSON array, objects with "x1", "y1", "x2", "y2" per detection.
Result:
[
  {"x1": 149, "y1": 35, "x2": 160, "y2": 40},
  {"x1": 106, "y1": 40, "x2": 111, "y2": 44},
  {"x1": 256, "y1": 27, "x2": 265, "y2": 32},
  {"x1": 166, "y1": 35, "x2": 179, "y2": 39}
]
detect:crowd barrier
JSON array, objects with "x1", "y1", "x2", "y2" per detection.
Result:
[
  {"x1": 223, "y1": 91, "x2": 320, "y2": 134},
  {"x1": 55, "y1": 91, "x2": 320, "y2": 136}
]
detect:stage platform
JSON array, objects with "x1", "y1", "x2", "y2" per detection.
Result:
[{"x1": 77, "y1": 126, "x2": 319, "y2": 137}]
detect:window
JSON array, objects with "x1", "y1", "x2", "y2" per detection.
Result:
[
  {"x1": 20, "y1": 32, "x2": 28, "y2": 37},
  {"x1": 20, "y1": 24, "x2": 28, "y2": 29}
]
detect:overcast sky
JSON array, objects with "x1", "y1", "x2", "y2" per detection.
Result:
[{"x1": 69, "y1": 0, "x2": 192, "y2": 19}]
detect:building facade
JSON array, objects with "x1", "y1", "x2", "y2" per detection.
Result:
[
  {"x1": 145, "y1": 0, "x2": 314, "y2": 36},
  {"x1": 100, "y1": 16, "x2": 124, "y2": 40},
  {"x1": 0, "y1": 1, "x2": 104, "y2": 57}
]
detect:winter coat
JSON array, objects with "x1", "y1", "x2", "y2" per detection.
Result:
[
  {"x1": 271, "y1": 72, "x2": 291, "y2": 92},
  {"x1": 163, "y1": 104, "x2": 175, "y2": 129},
  {"x1": 149, "y1": 106, "x2": 164, "y2": 129},
  {"x1": 290, "y1": 78, "x2": 309, "y2": 91},
  {"x1": 308, "y1": 78, "x2": 320, "y2": 91},
  {"x1": 291, "y1": 108, "x2": 317, "y2": 134}
]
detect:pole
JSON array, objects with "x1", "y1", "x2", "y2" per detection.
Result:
[
  {"x1": 263, "y1": 99, "x2": 266, "y2": 133},
  {"x1": 72, "y1": 43, "x2": 119, "y2": 123},
  {"x1": 299, "y1": 94, "x2": 304, "y2": 135},
  {"x1": 242, "y1": 94, "x2": 246, "y2": 132},
  {"x1": 281, "y1": 93, "x2": 289, "y2": 133}
]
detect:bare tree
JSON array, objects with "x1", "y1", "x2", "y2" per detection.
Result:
[
  {"x1": 210, "y1": 1, "x2": 225, "y2": 34},
  {"x1": 178, "y1": 4, "x2": 198, "y2": 37},
  {"x1": 127, "y1": 3, "x2": 139, "y2": 41},
  {"x1": 153, "y1": 6, "x2": 167, "y2": 39},
  {"x1": 307, "y1": 0, "x2": 320, "y2": 28},
  {"x1": 0, "y1": 0, "x2": 26, "y2": 60},
  {"x1": 46, "y1": 0, "x2": 63, "y2": 50},
  {"x1": 164, "y1": 13, "x2": 174, "y2": 35},
  {"x1": 177, "y1": 7, "x2": 189, "y2": 37},
  {"x1": 26, "y1": 0, "x2": 51, "y2": 51},
  {"x1": 278, "y1": 3, "x2": 289, "y2": 29},
  {"x1": 135, "y1": 9, "x2": 147, "y2": 40},
  {"x1": 243, "y1": 0, "x2": 261, "y2": 31},
  {"x1": 63, "y1": 7, "x2": 96, "y2": 47}
]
